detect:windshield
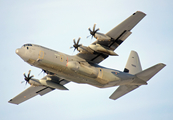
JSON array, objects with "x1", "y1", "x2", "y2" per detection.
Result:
[{"x1": 23, "y1": 44, "x2": 32, "y2": 47}]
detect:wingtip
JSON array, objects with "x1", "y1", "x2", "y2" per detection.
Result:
[
  {"x1": 136, "y1": 11, "x2": 146, "y2": 15},
  {"x1": 158, "y1": 63, "x2": 166, "y2": 67}
]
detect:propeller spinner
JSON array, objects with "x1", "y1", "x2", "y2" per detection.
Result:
[{"x1": 87, "y1": 24, "x2": 100, "y2": 39}]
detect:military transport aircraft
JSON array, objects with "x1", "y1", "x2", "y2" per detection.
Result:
[{"x1": 9, "y1": 11, "x2": 166, "y2": 105}]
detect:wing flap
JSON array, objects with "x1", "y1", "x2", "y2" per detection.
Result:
[
  {"x1": 36, "y1": 87, "x2": 54, "y2": 96},
  {"x1": 109, "y1": 85, "x2": 139, "y2": 100},
  {"x1": 8, "y1": 86, "x2": 53, "y2": 105}
]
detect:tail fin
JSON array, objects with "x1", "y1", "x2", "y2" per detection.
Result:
[
  {"x1": 135, "y1": 63, "x2": 166, "y2": 82},
  {"x1": 124, "y1": 50, "x2": 142, "y2": 74}
]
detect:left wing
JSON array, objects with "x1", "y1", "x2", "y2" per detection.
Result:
[
  {"x1": 76, "y1": 11, "x2": 146, "y2": 64},
  {"x1": 8, "y1": 86, "x2": 54, "y2": 105}
]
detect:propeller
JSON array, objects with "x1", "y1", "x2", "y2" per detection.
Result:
[
  {"x1": 87, "y1": 24, "x2": 100, "y2": 39},
  {"x1": 22, "y1": 70, "x2": 34, "y2": 85},
  {"x1": 70, "y1": 37, "x2": 82, "y2": 52}
]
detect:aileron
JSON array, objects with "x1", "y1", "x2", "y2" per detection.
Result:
[{"x1": 106, "y1": 11, "x2": 146, "y2": 40}]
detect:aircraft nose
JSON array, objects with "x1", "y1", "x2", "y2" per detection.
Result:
[
  {"x1": 15, "y1": 48, "x2": 23, "y2": 56},
  {"x1": 15, "y1": 48, "x2": 28, "y2": 61},
  {"x1": 15, "y1": 49, "x2": 19, "y2": 55}
]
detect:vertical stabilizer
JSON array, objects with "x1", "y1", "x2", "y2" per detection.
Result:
[{"x1": 124, "y1": 51, "x2": 142, "y2": 74}]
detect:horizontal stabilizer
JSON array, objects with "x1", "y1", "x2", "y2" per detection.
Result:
[
  {"x1": 109, "y1": 85, "x2": 139, "y2": 100},
  {"x1": 110, "y1": 63, "x2": 166, "y2": 100},
  {"x1": 130, "y1": 78, "x2": 147, "y2": 85},
  {"x1": 135, "y1": 63, "x2": 166, "y2": 81}
]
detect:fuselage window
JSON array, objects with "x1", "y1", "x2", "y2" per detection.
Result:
[
  {"x1": 60, "y1": 55, "x2": 63, "y2": 62},
  {"x1": 27, "y1": 47, "x2": 29, "y2": 49}
]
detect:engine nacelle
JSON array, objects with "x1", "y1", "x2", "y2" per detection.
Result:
[
  {"x1": 94, "y1": 32, "x2": 111, "y2": 41},
  {"x1": 67, "y1": 61, "x2": 98, "y2": 78},
  {"x1": 29, "y1": 78, "x2": 42, "y2": 86},
  {"x1": 89, "y1": 44, "x2": 118, "y2": 56},
  {"x1": 39, "y1": 79, "x2": 68, "y2": 90},
  {"x1": 29, "y1": 78, "x2": 68, "y2": 90},
  {"x1": 77, "y1": 45, "x2": 94, "y2": 53}
]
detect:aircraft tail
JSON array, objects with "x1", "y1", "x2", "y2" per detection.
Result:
[
  {"x1": 109, "y1": 63, "x2": 166, "y2": 100},
  {"x1": 124, "y1": 50, "x2": 142, "y2": 74},
  {"x1": 135, "y1": 63, "x2": 166, "y2": 82},
  {"x1": 131, "y1": 63, "x2": 166, "y2": 85}
]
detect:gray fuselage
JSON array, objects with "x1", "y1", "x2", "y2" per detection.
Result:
[{"x1": 16, "y1": 44, "x2": 135, "y2": 88}]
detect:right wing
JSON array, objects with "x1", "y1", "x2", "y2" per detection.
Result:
[
  {"x1": 8, "y1": 86, "x2": 54, "y2": 105},
  {"x1": 76, "y1": 11, "x2": 146, "y2": 64},
  {"x1": 9, "y1": 74, "x2": 70, "y2": 105}
]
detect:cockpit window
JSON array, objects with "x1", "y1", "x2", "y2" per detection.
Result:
[{"x1": 23, "y1": 44, "x2": 32, "y2": 47}]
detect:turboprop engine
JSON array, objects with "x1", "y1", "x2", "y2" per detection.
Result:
[
  {"x1": 94, "y1": 33, "x2": 111, "y2": 41},
  {"x1": 87, "y1": 24, "x2": 111, "y2": 41},
  {"x1": 67, "y1": 61, "x2": 98, "y2": 78},
  {"x1": 89, "y1": 44, "x2": 118, "y2": 56},
  {"x1": 28, "y1": 78, "x2": 68, "y2": 90},
  {"x1": 70, "y1": 38, "x2": 93, "y2": 53},
  {"x1": 23, "y1": 70, "x2": 68, "y2": 90}
]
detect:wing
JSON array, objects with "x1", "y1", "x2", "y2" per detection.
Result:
[
  {"x1": 8, "y1": 86, "x2": 54, "y2": 105},
  {"x1": 9, "y1": 75, "x2": 70, "y2": 105},
  {"x1": 109, "y1": 85, "x2": 139, "y2": 100},
  {"x1": 76, "y1": 11, "x2": 146, "y2": 64}
]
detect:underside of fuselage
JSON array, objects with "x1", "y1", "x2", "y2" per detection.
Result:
[{"x1": 16, "y1": 44, "x2": 134, "y2": 88}]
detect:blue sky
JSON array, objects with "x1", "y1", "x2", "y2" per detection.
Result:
[{"x1": 1, "y1": 0, "x2": 173, "y2": 120}]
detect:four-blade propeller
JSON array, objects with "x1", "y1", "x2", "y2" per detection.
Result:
[
  {"x1": 70, "y1": 37, "x2": 82, "y2": 52},
  {"x1": 22, "y1": 70, "x2": 34, "y2": 85},
  {"x1": 87, "y1": 24, "x2": 100, "y2": 39}
]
